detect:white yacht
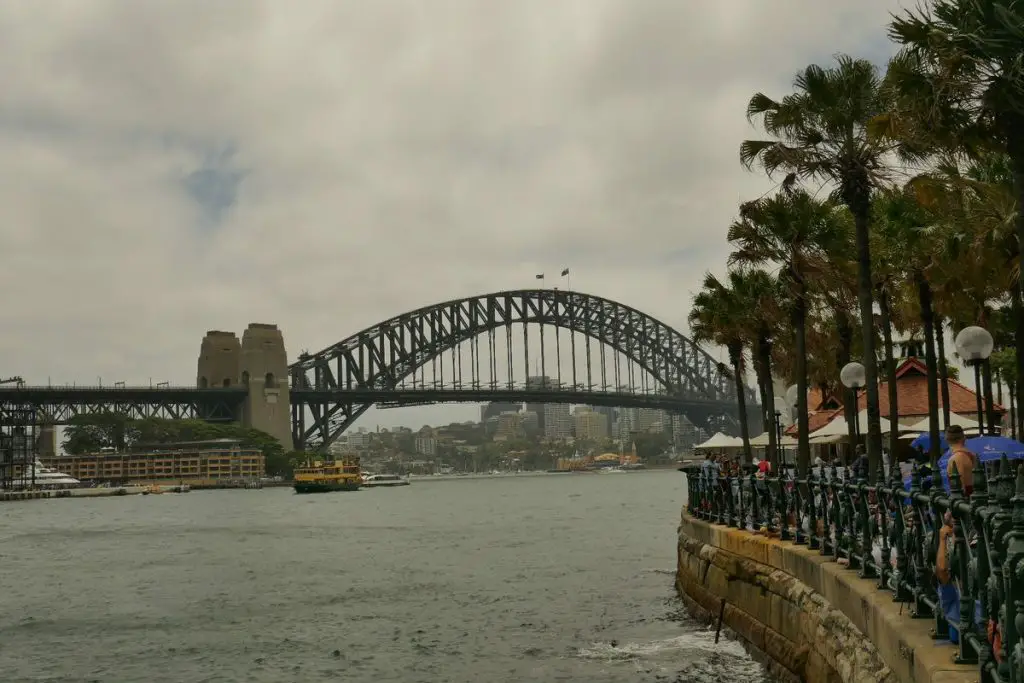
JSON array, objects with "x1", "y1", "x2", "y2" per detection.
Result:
[
  {"x1": 3, "y1": 460, "x2": 80, "y2": 490},
  {"x1": 362, "y1": 473, "x2": 410, "y2": 488}
]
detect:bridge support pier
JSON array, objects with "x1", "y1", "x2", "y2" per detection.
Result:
[
  {"x1": 196, "y1": 325, "x2": 294, "y2": 451},
  {"x1": 240, "y1": 324, "x2": 294, "y2": 452}
]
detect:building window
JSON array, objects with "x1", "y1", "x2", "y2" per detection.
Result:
[
  {"x1": 199, "y1": 377, "x2": 208, "y2": 388},
  {"x1": 223, "y1": 378, "x2": 231, "y2": 387},
  {"x1": 242, "y1": 371, "x2": 250, "y2": 386},
  {"x1": 265, "y1": 372, "x2": 277, "y2": 388}
]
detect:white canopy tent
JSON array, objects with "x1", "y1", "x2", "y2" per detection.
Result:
[
  {"x1": 748, "y1": 432, "x2": 798, "y2": 447},
  {"x1": 904, "y1": 413, "x2": 980, "y2": 433},
  {"x1": 694, "y1": 432, "x2": 744, "y2": 450},
  {"x1": 807, "y1": 409, "x2": 893, "y2": 443}
]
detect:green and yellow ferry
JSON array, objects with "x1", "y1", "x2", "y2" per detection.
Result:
[{"x1": 293, "y1": 456, "x2": 362, "y2": 494}]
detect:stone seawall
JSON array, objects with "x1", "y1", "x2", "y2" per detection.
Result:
[{"x1": 676, "y1": 514, "x2": 975, "y2": 683}]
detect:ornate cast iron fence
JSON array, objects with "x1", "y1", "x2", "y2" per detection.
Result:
[{"x1": 684, "y1": 457, "x2": 1024, "y2": 683}]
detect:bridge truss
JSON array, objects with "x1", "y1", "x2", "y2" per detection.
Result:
[{"x1": 289, "y1": 289, "x2": 757, "y2": 451}]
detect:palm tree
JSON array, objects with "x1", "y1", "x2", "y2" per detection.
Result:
[
  {"x1": 887, "y1": 0, "x2": 1024, "y2": 422},
  {"x1": 873, "y1": 184, "x2": 947, "y2": 462},
  {"x1": 992, "y1": 348, "x2": 1017, "y2": 438},
  {"x1": 812, "y1": 233, "x2": 862, "y2": 458},
  {"x1": 732, "y1": 269, "x2": 786, "y2": 468},
  {"x1": 690, "y1": 272, "x2": 755, "y2": 464},
  {"x1": 741, "y1": 55, "x2": 897, "y2": 479},
  {"x1": 726, "y1": 190, "x2": 847, "y2": 474}
]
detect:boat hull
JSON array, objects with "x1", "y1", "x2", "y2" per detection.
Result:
[
  {"x1": 362, "y1": 480, "x2": 410, "y2": 488},
  {"x1": 293, "y1": 481, "x2": 361, "y2": 494}
]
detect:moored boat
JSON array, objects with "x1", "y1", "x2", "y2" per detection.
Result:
[
  {"x1": 362, "y1": 473, "x2": 410, "y2": 488},
  {"x1": 293, "y1": 456, "x2": 361, "y2": 494},
  {"x1": 1, "y1": 460, "x2": 80, "y2": 491}
]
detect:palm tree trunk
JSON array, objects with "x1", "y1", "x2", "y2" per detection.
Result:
[
  {"x1": 793, "y1": 284, "x2": 811, "y2": 476},
  {"x1": 916, "y1": 272, "x2": 942, "y2": 465},
  {"x1": 1010, "y1": 140, "x2": 1024, "y2": 441},
  {"x1": 935, "y1": 317, "x2": 951, "y2": 428},
  {"x1": 729, "y1": 342, "x2": 753, "y2": 465},
  {"x1": 837, "y1": 311, "x2": 856, "y2": 463},
  {"x1": 879, "y1": 287, "x2": 900, "y2": 473},
  {"x1": 757, "y1": 371, "x2": 769, "y2": 433},
  {"x1": 1011, "y1": 384, "x2": 1018, "y2": 440},
  {"x1": 758, "y1": 332, "x2": 779, "y2": 470},
  {"x1": 850, "y1": 199, "x2": 883, "y2": 482}
]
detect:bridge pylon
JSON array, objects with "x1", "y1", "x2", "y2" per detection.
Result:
[{"x1": 196, "y1": 325, "x2": 294, "y2": 451}]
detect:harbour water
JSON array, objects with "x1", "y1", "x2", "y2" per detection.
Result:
[{"x1": 1, "y1": 471, "x2": 772, "y2": 682}]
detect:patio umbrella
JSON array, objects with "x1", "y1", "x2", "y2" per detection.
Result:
[
  {"x1": 911, "y1": 436, "x2": 1024, "y2": 491},
  {"x1": 910, "y1": 432, "x2": 948, "y2": 454}
]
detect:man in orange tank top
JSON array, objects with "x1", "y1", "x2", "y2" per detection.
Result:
[{"x1": 945, "y1": 425, "x2": 977, "y2": 495}]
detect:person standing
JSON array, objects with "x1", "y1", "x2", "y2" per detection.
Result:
[{"x1": 945, "y1": 425, "x2": 978, "y2": 496}]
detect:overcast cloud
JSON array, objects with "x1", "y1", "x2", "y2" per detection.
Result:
[{"x1": 0, "y1": 0, "x2": 906, "y2": 428}]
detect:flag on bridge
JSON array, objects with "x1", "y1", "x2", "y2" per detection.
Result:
[
  {"x1": 536, "y1": 274, "x2": 544, "y2": 280},
  {"x1": 561, "y1": 268, "x2": 569, "y2": 276}
]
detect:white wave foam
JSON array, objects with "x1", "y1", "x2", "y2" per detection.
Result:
[{"x1": 577, "y1": 630, "x2": 749, "y2": 662}]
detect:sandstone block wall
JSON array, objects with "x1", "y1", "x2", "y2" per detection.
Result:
[
  {"x1": 676, "y1": 514, "x2": 976, "y2": 683},
  {"x1": 677, "y1": 530, "x2": 892, "y2": 683}
]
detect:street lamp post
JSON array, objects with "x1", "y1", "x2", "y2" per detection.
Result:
[
  {"x1": 840, "y1": 361, "x2": 867, "y2": 456},
  {"x1": 955, "y1": 325, "x2": 994, "y2": 434}
]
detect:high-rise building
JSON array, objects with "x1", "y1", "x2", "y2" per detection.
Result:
[
  {"x1": 544, "y1": 403, "x2": 572, "y2": 439},
  {"x1": 525, "y1": 375, "x2": 553, "y2": 431},
  {"x1": 495, "y1": 411, "x2": 525, "y2": 441},
  {"x1": 574, "y1": 407, "x2": 609, "y2": 441},
  {"x1": 481, "y1": 402, "x2": 521, "y2": 422}
]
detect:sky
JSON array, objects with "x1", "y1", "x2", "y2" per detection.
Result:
[{"x1": 0, "y1": 0, "x2": 910, "y2": 430}]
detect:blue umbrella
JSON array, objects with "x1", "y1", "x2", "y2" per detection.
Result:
[
  {"x1": 966, "y1": 436, "x2": 1024, "y2": 461},
  {"x1": 911, "y1": 432, "x2": 948, "y2": 454},
  {"x1": 925, "y1": 436, "x2": 1024, "y2": 491}
]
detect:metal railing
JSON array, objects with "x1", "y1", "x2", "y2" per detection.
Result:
[{"x1": 684, "y1": 458, "x2": 1024, "y2": 683}]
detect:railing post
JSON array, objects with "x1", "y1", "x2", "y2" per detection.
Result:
[
  {"x1": 831, "y1": 465, "x2": 843, "y2": 561},
  {"x1": 949, "y1": 466, "x2": 976, "y2": 664},
  {"x1": 819, "y1": 467, "x2": 831, "y2": 556},
  {"x1": 876, "y1": 461, "x2": 890, "y2": 588},
  {"x1": 750, "y1": 472, "x2": 761, "y2": 531},
  {"x1": 993, "y1": 456, "x2": 1013, "y2": 677},
  {"x1": 1003, "y1": 465, "x2": 1024, "y2": 682},
  {"x1": 779, "y1": 472, "x2": 791, "y2": 541},
  {"x1": 858, "y1": 467, "x2": 876, "y2": 579},
  {"x1": 972, "y1": 458, "x2": 995, "y2": 671},
  {"x1": 726, "y1": 475, "x2": 737, "y2": 528},
  {"x1": 796, "y1": 473, "x2": 809, "y2": 546},
  {"x1": 906, "y1": 462, "x2": 934, "y2": 620},
  {"x1": 741, "y1": 473, "x2": 749, "y2": 532},
  {"x1": 890, "y1": 458, "x2": 911, "y2": 601}
]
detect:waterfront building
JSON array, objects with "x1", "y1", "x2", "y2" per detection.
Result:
[{"x1": 41, "y1": 438, "x2": 264, "y2": 487}]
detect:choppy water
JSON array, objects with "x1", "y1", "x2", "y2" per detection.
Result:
[{"x1": 1, "y1": 471, "x2": 771, "y2": 683}]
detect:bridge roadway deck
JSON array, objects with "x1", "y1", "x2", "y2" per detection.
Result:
[{"x1": 0, "y1": 385, "x2": 727, "y2": 422}]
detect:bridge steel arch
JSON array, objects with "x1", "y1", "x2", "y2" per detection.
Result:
[{"x1": 288, "y1": 289, "x2": 757, "y2": 451}]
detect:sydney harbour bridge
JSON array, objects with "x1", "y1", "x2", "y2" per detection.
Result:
[{"x1": 0, "y1": 289, "x2": 758, "y2": 453}]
